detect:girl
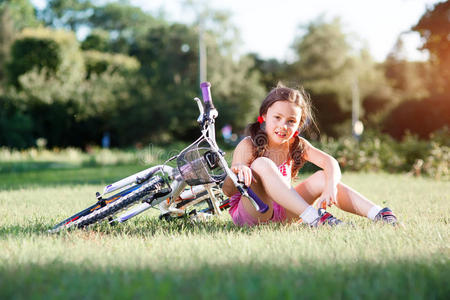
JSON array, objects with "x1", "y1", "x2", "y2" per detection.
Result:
[{"x1": 222, "y1": 84, "x2": 398, "y2": 227}]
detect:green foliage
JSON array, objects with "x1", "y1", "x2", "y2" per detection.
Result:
[
  {"x1": 383, "y1": 94, "x2": 450, "y2": 140},
  {"x1": 89, "y1": 1, "x2": 164, "y2": 53},
  {"x1": 291, "y1": 17, "x2": 352, "y2": 96},
  {"x1": 0, "y1": 146, "x2": 163, "y2": 172},
  {"x1": 2, "y1": 26, "x2": 143, "y2": 148},
  {"x1": 308, "y1": 93, "x2": 351, "y2": 137},
  {"x1": 122, "y1": 22, "x2": 265, "y2": 143},
  {"x1": 208, "y1": 53, "x2": 266, "y2": 131},
  {"x1": 88, "y1": 1, "x2": 161, "y2": 36},
  {"x1": 0, "y1": 95, "x2": 34, "y2": 148},
  {"x1": 247, "y1": 53, "x2": 288, "y2": 91},
  {"x1": 2, "y1": 0, "x2": 443, "y2": 150},
  {"x1": 122, "y1": 23, "x2": 199, "y2": 142},
  {"x1": 82, "y1": 50, "x2": 140, "y2": 78},
  {"x1": 290, "y1": 17, "x2": 388, "y2": 109},
  {"x1": 0, "y1": 0, "x2": 40, "y2": 30},
  {"x1": 384, "y1": 37, "x2": 432, "y2": 100},
  {"x1": 0, "y1": 6, "x2": 14, "y2": 86},
  {"x1": 80, "y1": 28, "x2": 109, "y2": 51},
  {"x1": 43, "y1": 0, "x2": 93, "y2": 30},
  {"x1": 287, "y1": 17, "x2": 390, "y2": 136},
  {"x1": 0, "y1": 0, "x2": 40, "y2": 86},
  {"x1": 314, "y1": 129, "x2": 449, "y2": 180},
  {"x1": 8, "y1": 27, "x2": 84, "y2": 91},
  {"x1": 412, "y1": 1, "x2": 450, "y2": 94},
  {"x1": 421, "y1": 141, "x2": 450, "y2": 180},
  {"x1": 7, "y1": 36, "x2": 61, "y2": 87},
  {"x1": 43, "y1": 0, "x2": 163, "y2": 53}
]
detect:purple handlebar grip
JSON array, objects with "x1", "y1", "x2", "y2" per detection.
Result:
[
  {"x1": 200, "y1": 82, "x2": 212, "y2": 103},
  {"x1": 247, "y1": 187, "x2": 269, "y2": 213}
]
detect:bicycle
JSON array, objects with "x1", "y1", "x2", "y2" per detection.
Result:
[{"x1": 49, "y1": 82, "x2": 268, "y2": 233}]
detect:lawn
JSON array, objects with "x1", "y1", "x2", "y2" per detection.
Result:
[{"x1": 0, "y1": 161, "x2": 448, "y2": 299}]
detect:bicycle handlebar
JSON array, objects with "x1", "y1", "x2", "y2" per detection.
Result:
[{"x1": 200, "y1": 82, "x2": 213, "y2": 104}]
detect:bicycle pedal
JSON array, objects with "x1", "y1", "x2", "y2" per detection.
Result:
[
  {"x1": 159, "y1": 212, "x2": 169, "y2": 220},
  {"x1": 153, "y1": 187, "x2": 172, "y2": 199},
  {"x1": 108, "y1": 217, "x2": 118, "y2": 226},
  {"x1": 190, "y1": 212, "x2": 213, "y2": 222},
  {"x1": 219, "y1": 199, "x2": 230, "y2": 210}
]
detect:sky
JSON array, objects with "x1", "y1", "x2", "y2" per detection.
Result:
[{"x1": 31, "y1": 0, "x2": 441, "y2": 62}]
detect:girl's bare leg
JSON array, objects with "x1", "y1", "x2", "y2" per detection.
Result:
[
  {"x1": 239, "y1": 157, "x2": 310, "y2": 222},
  {"x1": 286, "y1": 170, "x2": 377, "y2": 219}
]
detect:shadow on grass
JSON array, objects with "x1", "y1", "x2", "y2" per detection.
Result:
[
  {"x1": 1, "y1": 217, "x2": 308, "y2": 238},
  {"x1": 88, "y1": 217, "x2": 288, "y2": 237},
  {"x1": 0, "y1": 258, "x2": 447, "y2": 299},
  {"x1": 0, "y1": 161, "x2": 78, "y2": 174}
]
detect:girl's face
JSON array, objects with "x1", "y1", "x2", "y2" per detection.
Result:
[{"x1": 263, "y1": 101, "x2": 302, "y2": 146}]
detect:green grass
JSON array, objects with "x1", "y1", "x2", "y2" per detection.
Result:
[{"x1": 0, "y1": 162, "x2": 449, "y2": 299}]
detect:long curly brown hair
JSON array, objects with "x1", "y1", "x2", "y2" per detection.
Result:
[{"x1": 246, "y1": 83, "x2": 317, "y2": 177}]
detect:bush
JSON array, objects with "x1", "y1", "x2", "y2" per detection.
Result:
[
  {"x1": 7, "y1": 37, "x2": 60, "y2": 87},
  {"x1": 312, "y1": 129, "x2": 449, "y2": 180},
  {"x1": 82, "y1": 50, "x2": 140, "y2": 79},
  {"x1": 0, "y1": 95, "x2": 33, "y2": 148},
  {"x1": 7, "y1": 27, "x2": 84, "y2": 89}
]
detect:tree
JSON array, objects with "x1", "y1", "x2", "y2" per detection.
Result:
[
  {"x1": 383, "y1": 94, "x2": 450, "y2": 139},
  {"x1": 121, "y1": 5, "x2": 265, "y2": 143},
  {"x1": 80, "y1": 28, "x2": 109, "y2": 51},
  {"x1": 41, "y1": 0, "x2": 93, "y2": 31},
  {"x1": 382, "y1": 1, "x2": 450, "y2": 140},
  {"x1": 385, "y1": 36, "x2": 430, "y2": 99},
  {"x1": 0, "y1": 6, "x2": 14, "y2": 86},
  {"x1": 42, "y1": 0, "x2": 163, "y2": 54},
  {"x1": 0, "y1": 0, "x2": 40, "y2": 87},
  {"x1": 0, "y1": 0, "x2": 40, "y2": 30},
  {"x1": 412, "y1": 1, "x2": 450, "y2": 94},
  {"x1": 288, "y1": 17, "x2": 388, "y2": 136},
  {"x1": 290, "y1": 17, "x2": 353, "y2": 105},
  {"x1": 7, "y1": 27, "x2": 84, "y2": 90},
  {"x1": 89, "y1": 2, "x2": 162, "y2": 37},
  {"x1": 246, "y1": 53, "x2": 288, "y2": 91}
]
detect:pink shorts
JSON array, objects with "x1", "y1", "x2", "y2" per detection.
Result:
[{"x1": 228, "y1": 193, "x2": 287, "y2": 227}]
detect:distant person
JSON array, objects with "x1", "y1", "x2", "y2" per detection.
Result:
[
  {"x1": 222, "y1": 83, "x2": 398, "y2": 227},
  {"x1": 221, "y1": 124, "x2": 233, "y2": 143},
  {"x1": 102, "y1": 132, "x2": 110, "y2": 148}
]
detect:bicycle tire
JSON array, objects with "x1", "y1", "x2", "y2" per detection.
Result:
[
  {"x1": 76, "y1": 178, "x2": 165, "y2": 229},
  {"x1": 49, "y1": 176, "x2": 165, "y2": 232}
]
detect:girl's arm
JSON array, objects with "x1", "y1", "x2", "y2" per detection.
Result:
[
  {"x1": 222, "y1": 137, "x2": 255, "y2": 197},
  {"x1": 301, "y1": 137, "x2": 342, "y2": 207}
]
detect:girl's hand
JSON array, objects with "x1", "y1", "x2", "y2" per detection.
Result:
[
  {"x1": 230, "y1": 164, "x2": 254, "y2": 187},
  {"x1": 317, "y1": 183, "x2": 338, "y2": 209}
]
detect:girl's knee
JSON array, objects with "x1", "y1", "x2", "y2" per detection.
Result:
[
  {"x1": 313, "y1": 170, "x2": 339, "y2": 187},
  {"x1": 251, "y1": 157, "x2": 277, "y2": 174}
]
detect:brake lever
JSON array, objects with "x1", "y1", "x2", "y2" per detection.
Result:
[
  {"x1": 236, "y1": 179, "x2": 247, "y2": 188},
  {"x1": 194, "y1": 97, "x2": 205, "y2": 123}
]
